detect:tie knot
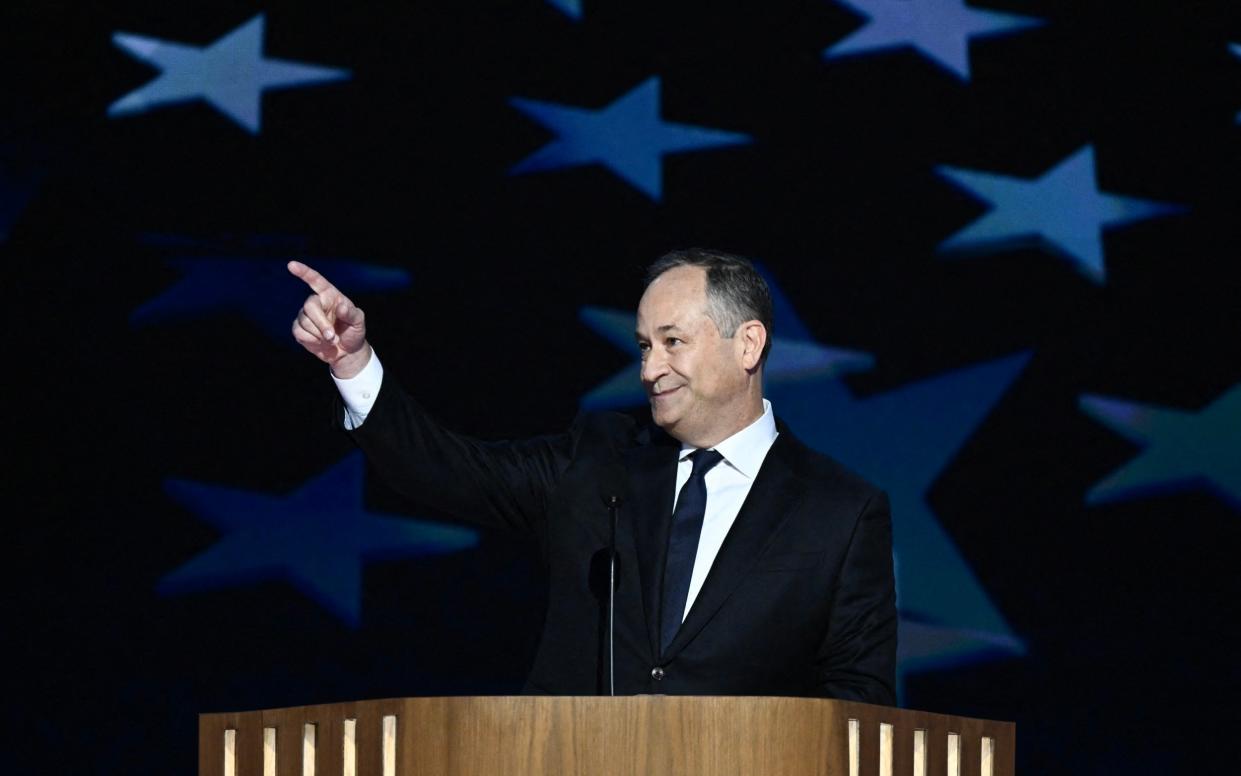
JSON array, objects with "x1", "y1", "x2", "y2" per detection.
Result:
[{"x1": 687, "y1": 448, "x2": 724, "y2": 478}]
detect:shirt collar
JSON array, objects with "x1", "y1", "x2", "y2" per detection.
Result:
[{"x1": 679, "y1": 399, "x2": 778, "y2": 479}]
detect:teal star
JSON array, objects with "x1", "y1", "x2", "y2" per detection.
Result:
[
  {"x1": 1080, "y1": 385, "x2": 1241, "y2": 510},
  {"x1": 937, "y1": 145, "x2": 1186, "y2": 283},
  {"x1": 158, "y1": 453, "x2": 478, "y2": 627},
  {"x1": 772, "y1": 353, "x2": 1031, "y2": 682},
  {"x1": 109, "y1": 14, "x2": 350, "y2": 134},
  {"x1": 509, "y1": 77, "x2": 751, "y2": 201}
]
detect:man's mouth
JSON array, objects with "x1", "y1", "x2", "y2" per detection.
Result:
[{"x1": 650, "y1": 385, "x2": 683, "y2": 399}]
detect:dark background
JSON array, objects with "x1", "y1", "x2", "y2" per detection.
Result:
[{"x1": 7, "y1": 1, "x2": 1240, "y2": 773}]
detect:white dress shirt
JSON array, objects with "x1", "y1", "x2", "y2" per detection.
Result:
[
  {"x1": 672, "y1": 400, "x2": 779, "y2": 621},
  {"x1": 333, "y1": 349, "x2": 781, "y2": 621},
  {"x1": 332, "y1": 349, "x2": 385, "y2": 429}
]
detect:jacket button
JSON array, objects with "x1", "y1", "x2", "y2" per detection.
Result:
[{"x1": 650, "y1": 667, "x2": 665, "y2": 681}]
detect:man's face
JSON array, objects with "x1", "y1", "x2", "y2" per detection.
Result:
[{"x1": 635, "y1": 266, "x2": 750, "y2": 445}]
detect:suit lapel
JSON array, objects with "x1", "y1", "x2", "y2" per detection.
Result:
[
  {"x1": 624, "y1": 434, "x2": 680, "y2": 664},
  {"x1": 663, "y1": 432, "x2": 807, "y2": 660}
]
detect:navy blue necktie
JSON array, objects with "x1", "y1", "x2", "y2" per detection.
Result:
[{"x1": 660, "y1": 448, "x2": 725, "y2": 655}]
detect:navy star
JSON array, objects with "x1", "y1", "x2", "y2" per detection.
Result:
[
  {"x1": 578, "y1": 267, "x2": 874, "y2": 409},
  {"x1": 509, "y1": 77, "x2": 752, "y2": 201},
  {"x1": 824, "y1": 0, "x2": 1043, "y2": 81},
  {"x1": 130, "y1": 255, "x2": 410, "y2": 345},
  {"x1": 936, "y1": 145, "x2": 1186, "y2": 283},
  {"x1": 158, "y1": 453, "x2": 479, "y2": 627},
  {"x1": 1, "y1": 160, "x2": 38, "y2": 243},
  {"x1": 546, "y1": 0, "x2": 583, "y2": 21},
  {"x1": 1080, "y1": 385, "x2": 1240, "y2": 510},
  {"x1": 109, "y1": 14, "x2": 350, "y2": 134},
  {"x1": 579, "y1": 270, "x2": 1029, "y2": 688}
]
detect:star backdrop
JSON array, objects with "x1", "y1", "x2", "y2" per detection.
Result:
[{"x1": 8, "y1": 1, "x2": 1240, "y2": 774}]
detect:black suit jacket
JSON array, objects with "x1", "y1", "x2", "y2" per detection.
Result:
[{"x1": 348, "y1": 377, "x2": 897, "y2": 704}]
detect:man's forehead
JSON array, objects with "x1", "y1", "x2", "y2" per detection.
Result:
[{"x1": 635, "y1": 311, "x2": 714, "y2": 339}]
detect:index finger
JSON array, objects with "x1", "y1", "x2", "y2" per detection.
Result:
[{"x1": 288, "y1": 261, "x2": 337, "y2": 297}]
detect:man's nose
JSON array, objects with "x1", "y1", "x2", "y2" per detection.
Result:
[{"x1": 640, "y1": 349, "x2": 667, "y2": 386}]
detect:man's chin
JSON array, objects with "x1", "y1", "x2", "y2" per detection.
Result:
[{"x1": 649, "y1": 407, "x2": 679, "y2": 431}]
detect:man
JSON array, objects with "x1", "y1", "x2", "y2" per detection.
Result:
[{"x1": 290, "y1": 248, "x2": 897, "y2": 703}]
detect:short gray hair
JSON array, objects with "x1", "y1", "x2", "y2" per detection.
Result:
[{"x1": 645, "y1": 248, "x2": 773, "y2": 364}]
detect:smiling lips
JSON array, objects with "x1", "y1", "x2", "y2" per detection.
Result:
[{"x1": 650, "y1": 385, "x2": 683, "y2": 400}]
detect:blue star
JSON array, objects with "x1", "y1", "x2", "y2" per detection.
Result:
[
  {"x1": 578, "y1": 268, "x2": 874, "y2": 409},
  {"x1": 824, "y1": 0, "x2": 1043, "y2": 80},
  {"x1": 936, "y1": 145, "x2": 1186, "y2": 283},
  {"x1": 109, "y1": 14, "x2": 350, "y2": 134},
  {"x1": 546, "y1": 0, "x2": 583, "y2": 21},
  {"x1": 509, "y1": 77, "x2": 752, "y2": 201},
  {"x1": 159, "y1": 453, "x2": 479, "y2": 627},
  {"x1": 130, "y1": 255, "x2": 410, "y2": 345},
  {"x1": 579, "y1": 270, "x2": 1029, "y2": 685},
  {"x1": 1080, "y1": 385, "x2": 1241, "y2": 510}
]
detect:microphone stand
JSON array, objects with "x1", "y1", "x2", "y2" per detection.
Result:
[{"x1": 606, "y1": 494, "x2": 620, "y2": 696}]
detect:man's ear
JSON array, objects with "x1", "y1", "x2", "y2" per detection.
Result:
[{"x1": 736, "y1": 320, "x2": 767, "y2": 370}]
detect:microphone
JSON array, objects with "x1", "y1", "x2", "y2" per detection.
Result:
[{"x1": 597, "y1": 463, "x2": 626, "y2": 696}]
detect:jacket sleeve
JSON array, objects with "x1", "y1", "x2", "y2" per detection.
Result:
[
  {"x1": 342, "y1": 372, "x2": 574, "y2": 536},
  {"x1": 815, "y1": 490, "x2": 899, "y2": 705}
]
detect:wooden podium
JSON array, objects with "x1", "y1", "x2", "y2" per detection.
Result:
[{"x1": 199, "y1": 696, "x2": 1014, "y2": 776}]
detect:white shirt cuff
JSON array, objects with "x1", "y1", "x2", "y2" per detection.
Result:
[{"x1": 331, "y1": 349, "x2": 384, "y2": 430}]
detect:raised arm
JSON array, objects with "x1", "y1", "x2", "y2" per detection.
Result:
[{"x1": 286, "y1": 260, "x2": 576, "y2": 537}]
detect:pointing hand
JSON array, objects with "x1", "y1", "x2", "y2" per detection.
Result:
[{"x1": 288, "y1": 261, "x2": 371, "y2": 378}]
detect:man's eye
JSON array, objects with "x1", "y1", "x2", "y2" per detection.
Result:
[{"x1": 666, "y1": 338, "x2": 682, "y2": 347}]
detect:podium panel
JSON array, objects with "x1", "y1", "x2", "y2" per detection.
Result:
[{"x1": 199, "y1": 696, "x2": 1015, "y2": 776}]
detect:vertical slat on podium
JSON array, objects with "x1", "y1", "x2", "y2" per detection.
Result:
[
  {"x1": 200, "y1": 712, "x2": 246, "y2": 776},
  {"x1": 306, "y1": 702, "x2": 351, "y2": 776},
  {"x1": 263, "y1": 704, "x2": 306, "y2": 776},
  {"x1": 353, "y1": 698, "x2": 402, "y2": 776},
  {"x1": 958, "y1": 718, "x2": 983, "y2": 776},
  {"x1": 857, "y1": 711, "x2": 881, "y2": 776},
  {"x1": 232, "y1": 711, "x2": 265, "y2": 776},
  {"x1": 889, "y1": 710, "x2": 927, "y2": 776},
  {"x1": 354, "y1": 700, "x2": 381, "y2": 776},
  {"x1": 923, "y1": 713, "x2": 948, "y2": 776},
  {"x1": 991, "y1": 721, "x2": 1016, "y2": 776}
]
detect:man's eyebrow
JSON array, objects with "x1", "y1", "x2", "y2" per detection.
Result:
[{"x1": 635, "y1": 324, "x2": 685, "y2": 340}]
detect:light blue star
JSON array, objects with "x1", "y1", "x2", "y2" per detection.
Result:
[
  {"x1": 159, "y1": 453, "x2": 479, "y2": 627},
  {"x1": 509, "y1": 77, "x2": 752, "y2": 201},
  {"x1": 579, "y1": 267, "x2": 873, "y2": 408},
  {"x1": 579, "y1": 270, "x2": 1029, "y2": 686},
  {"x1": 825, "y1": 0, "x2": 1043, "y2": 80},
  {"x1": 130, "y1": 255, "x2": 410, "y2": 345},
  {"x1": 109, "y1": 14, "x2": 350, "y2": 134},
  {"x1": 1080, "y1": 385, "x2": 1241, "y2": 510},
  {"x1": 546, "y1": 0, "x2": 583, "y2": 21},
  {"x1": 936, "y1": 145, "x2": 1186, "y2": 283}
]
